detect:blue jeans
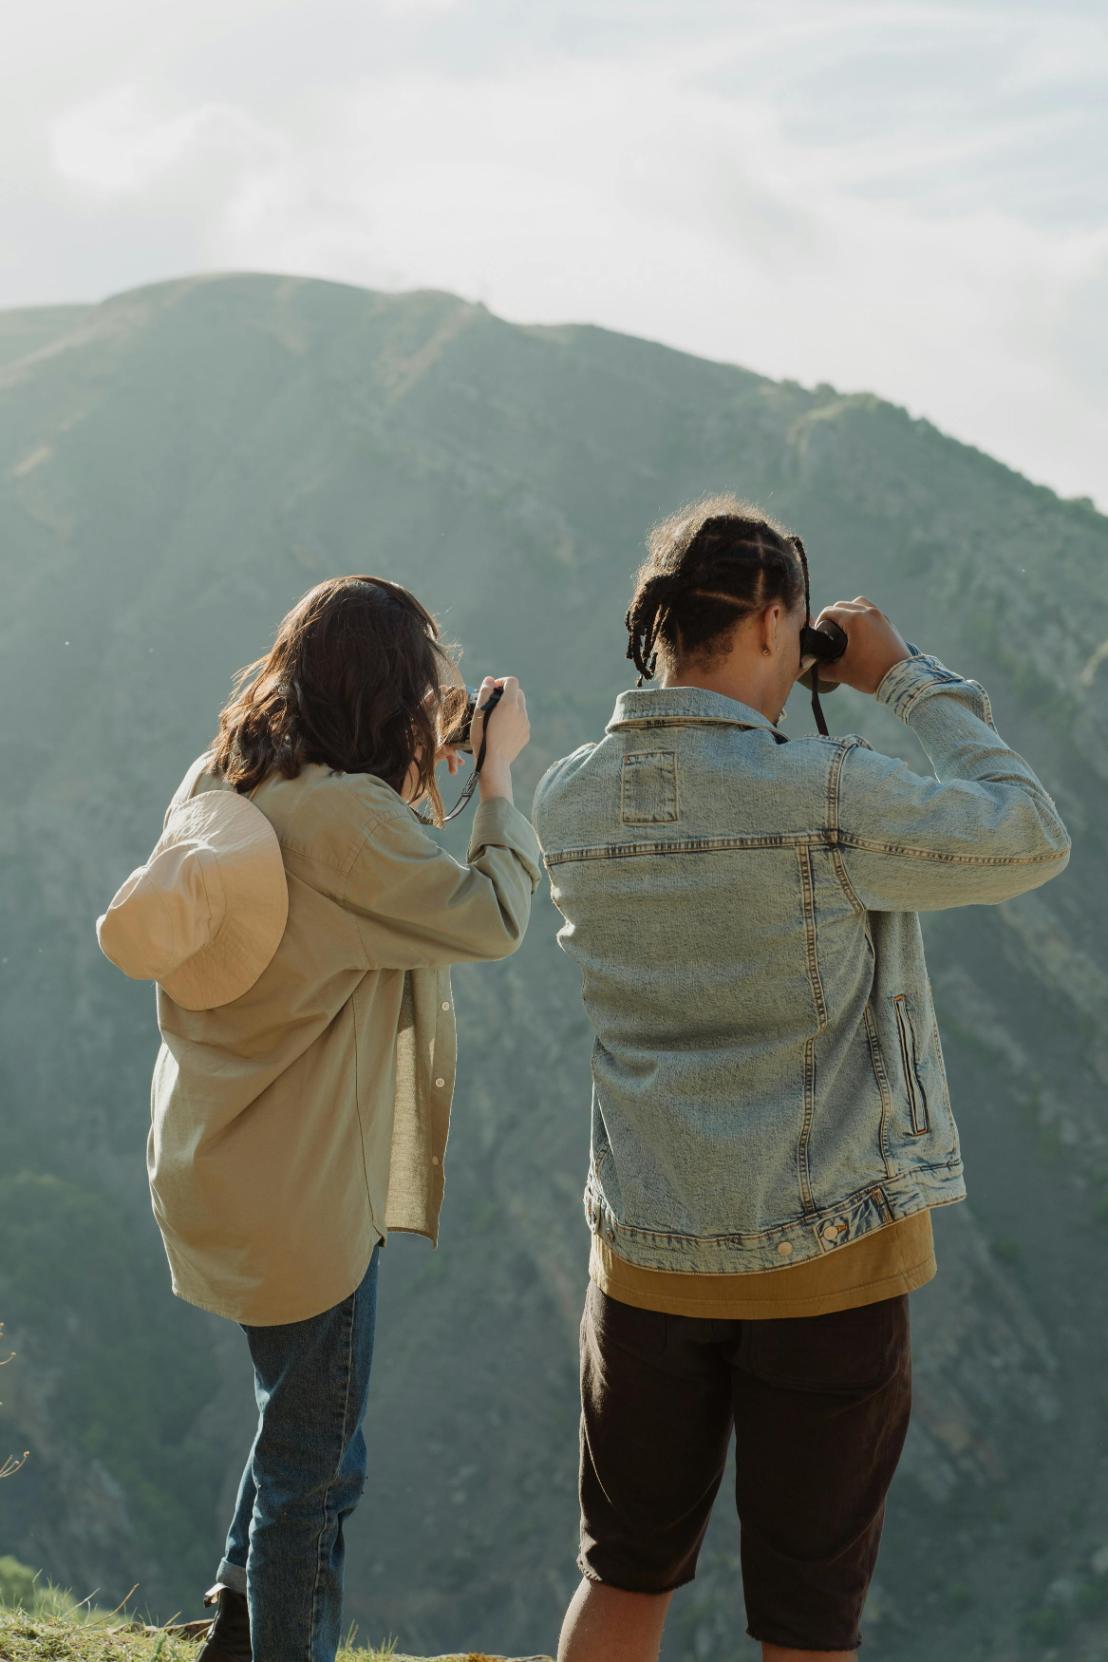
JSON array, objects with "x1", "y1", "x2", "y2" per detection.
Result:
[{"x1": 216, "y1": 1245, "x2": 380, "y2": 1662}]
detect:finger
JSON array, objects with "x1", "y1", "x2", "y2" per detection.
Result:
[{"x1": 813, "y1": 602, "x2": 864, "y2": 628}]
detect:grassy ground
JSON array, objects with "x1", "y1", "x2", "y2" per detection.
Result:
[{"x1": 0, "y1": 1600, "x2": 550, "y2": 1662}]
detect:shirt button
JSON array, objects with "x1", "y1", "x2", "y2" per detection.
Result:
[
  {"x1": 434, "y1": 1077, "x2": 446, "y2": 1088},
  {"x1": 431, "y1": 1155, "x2": 440, "y2": 1166},
  {"x1": 441, "y1": 1001, "x2": 451, "y2": 1011},
  {"x1": 777, "y1": 1241, "x2": 793, "y2": 1257}
]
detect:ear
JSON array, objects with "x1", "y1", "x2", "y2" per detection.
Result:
[{"x1": 761, "y1": 602, "x2": 784, "y2": 654}]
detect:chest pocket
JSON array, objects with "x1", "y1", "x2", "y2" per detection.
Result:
[{"x1": 620, "y1": 750, "x2": 679, "y2": 823}]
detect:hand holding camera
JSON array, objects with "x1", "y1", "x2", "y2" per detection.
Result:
[
  {"x1": 427, "y1": 675, "x2": 529, "y2": 821},
  {"x1": 469, "y1": 676, "x2": 529, "y2": 769},
  {"x1": 808, "y1": 597, "x2": 910, "y2": 696},
  {"x1": 438, "y1": 674, "x2": 531, "y2": 764}
]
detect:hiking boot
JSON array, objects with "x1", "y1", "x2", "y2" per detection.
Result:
[{"x1": 195, "y1": 1582, "x2": 252, "y2": 1662}]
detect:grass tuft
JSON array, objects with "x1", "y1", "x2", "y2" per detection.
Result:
[{"x1": 0, "y1": 1604, "x2": 552, "y2": 1662}]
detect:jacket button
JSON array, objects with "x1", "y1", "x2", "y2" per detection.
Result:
[
  {"x1": 777, "y1": 1241, "x2": 793, "y2": 1257},
  {"x1": 431, "y1": 1155, "x2": 440, "y2": 1166},
  {"x1": 434, "y1": 1077, "x2": 446, "y2": 1088},
  {"x1": 441, "y1": 1001, "x2": 451, "y2": 1011},
  {"x1": 823, "y1": 1223, "x2": 840, "y2": 1242}
]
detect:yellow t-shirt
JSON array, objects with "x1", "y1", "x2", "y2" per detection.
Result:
[{"x1": 589, "y1": 1209, "x2": 936, "y2": 1320}]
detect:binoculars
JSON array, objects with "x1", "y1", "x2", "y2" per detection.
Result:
[
  {"x1": 444, "y1": 620, "x2": 847, "y2": 754},
  {"x1": 798, "y1": 618, "x2": 848, "y2": 695}
]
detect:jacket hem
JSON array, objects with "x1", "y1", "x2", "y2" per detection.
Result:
[{"x1": 584, "y1": 1163, "x2": 965, "y2": 1276}]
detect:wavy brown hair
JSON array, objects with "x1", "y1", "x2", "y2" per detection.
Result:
[{"x1": 211, "y1": 576, "x2": 463, "y2": 825}]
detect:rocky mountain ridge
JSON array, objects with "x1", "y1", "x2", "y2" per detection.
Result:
[{"x1": 0, "y1": 273, "x2": 1105, "y2": 1661}]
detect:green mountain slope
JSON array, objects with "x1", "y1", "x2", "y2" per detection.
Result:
[{"x1": 0, "y1": 273, "x2": 1105, "y2": 1662}]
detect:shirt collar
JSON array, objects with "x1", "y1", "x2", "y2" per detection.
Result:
[{"x1": 606, "y1": 683, "x2": 784, "y2": 736}]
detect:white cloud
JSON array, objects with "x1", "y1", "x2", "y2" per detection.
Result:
[
  {"x1": 5, "y1": 0, "x2": 1105, "y2": 507},
  {"x1": 51, "y1": 84, "x2": 284, "y2": 194},
  {"x1": 377, "y1": 0, "x2": 462, "y2": 11}
]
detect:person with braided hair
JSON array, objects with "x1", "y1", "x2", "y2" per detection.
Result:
[{"x1": 531, "y1": 494, "x2": 1070, "y2": 1662}]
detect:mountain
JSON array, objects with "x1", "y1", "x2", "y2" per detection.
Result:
[{"x1": 0, "y1": 272, "x2": 1105, "y2": 1662}]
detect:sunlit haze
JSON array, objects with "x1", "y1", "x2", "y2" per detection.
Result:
[{"x1": 5, "y1": 0, "x2": 1106, "y2": 505}]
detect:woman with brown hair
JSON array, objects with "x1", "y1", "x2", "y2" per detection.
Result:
[{"x1": 96, "y1": 575, "x2": 541, "y2": 1662}]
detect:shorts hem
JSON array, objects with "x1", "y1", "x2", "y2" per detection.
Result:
[{"x1": 577, "y1": 1559, "x2": 695, "y2": 1596}]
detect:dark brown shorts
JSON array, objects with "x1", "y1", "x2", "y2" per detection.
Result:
[{"x1": 578, "y1": 1279, "x2": 912, "y2": 1652}]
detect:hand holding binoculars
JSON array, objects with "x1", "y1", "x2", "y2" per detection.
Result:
[
  {"x1": 444, "y1": 621, "x2": 851, "y2": 751},
  {"x1": 798, "y1": 618, "x2": 848, "y2": 695},
  {"x1": 801, "y1": 599, "x2": 913, "y2": 699}
]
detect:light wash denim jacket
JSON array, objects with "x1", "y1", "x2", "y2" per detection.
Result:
[{"x1": 530, "y1": 651, "x2": 1071, "y2": 1274}]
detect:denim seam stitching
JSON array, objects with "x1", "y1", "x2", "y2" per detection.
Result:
[
  {"x1": 795, "y1": 845, "x2": 824, "y2": 1218},
  {"x1": 863, "y1": 1004, "x2": 896, "y2": 1180},
  {"x1": 929, "y1": 1018, "x2": 959, "y2": 1160},
  {"x1": 585, "y1": 1163, "x2": 961, "y2": 1248},
  {"x1": 541, "y1": 826, "x2": 1066, "y2": 867},
  {"x1": 831, "y1": 845, "x2": 865, "y2": 913},
  {"x1": 898, "y1": 675, "x2": 981, "y2": 722},
  {"x1": 306, "y1": 1295, "x2": 357, "y2": 1662},
  {"x1": 833, "y1": 833, "x2": 1063, "y2": 867},
  {"x1": 798, "y1": 1035, "x2": 816, "y2": 1216},
  {"x1": 826, "y1": 736, "x2": 853, "y2": 833},
  {"x1": 544, "y1": 831, "x2": 830, "y2": 865},
  {"x1": 797, "y1": 846, "x2": 829, "y2": 1033}
]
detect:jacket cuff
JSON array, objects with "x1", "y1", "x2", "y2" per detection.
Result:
[
  {"x1": 468, "y1": 795, "x2": 543, "y2": 891},
  {"x1": 875, "y1": 646, "x2": 971, "y2": 722}
]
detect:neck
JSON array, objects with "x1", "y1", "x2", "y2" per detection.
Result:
[{"x1": 658, "y1": 662, "x2": 780, "y2": 723}]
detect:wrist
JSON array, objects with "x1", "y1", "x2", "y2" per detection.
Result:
[
  {"x1": 478, "y1": 758, "x2": 513, "y2": 800},
  {"x1": 867, "y1": 649, "x2": 911, "y2": 695}
]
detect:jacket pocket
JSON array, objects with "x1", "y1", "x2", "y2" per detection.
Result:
[
  {"x1": 620, "y1": 750, "x2": 678, "y2": 823},
  {"x1": 893, "y1": 994, "x2": 930, "y2": 1135}
]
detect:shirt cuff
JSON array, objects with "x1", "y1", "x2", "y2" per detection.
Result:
[
  {"x1": 874, "y1": 646, "x2": 968, "y2": 721},
  {"x1": 468, "y1": 795, "x2": 543, "y2": 891}
]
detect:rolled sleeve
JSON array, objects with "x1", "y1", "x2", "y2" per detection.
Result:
[
  {"x1": 468, "y1": 795, "x2": 543, "y2": 892},
  {"x1": 343, "y1": 796, "x2": 542, "y2": 969},
  {"x1": 837, "y1": 651, "x2": 1071, "y2": 912}
]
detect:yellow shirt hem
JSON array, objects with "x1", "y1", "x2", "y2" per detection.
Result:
[{"x1": 589, "y1": 1209, "x2": 936, "y2": 1320}]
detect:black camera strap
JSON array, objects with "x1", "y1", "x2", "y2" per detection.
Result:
[
  {"x1": 411, "y1": 689, "x2": 499, "y2": 826},
  {"x1": 809, "y1": 681, "x2": 829, "y2": 738},
  {"x1": 790, "y1": 536, "x2": 842, "y2": 738}
]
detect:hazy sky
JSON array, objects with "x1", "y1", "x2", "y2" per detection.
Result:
[{"x1": 4, "y1": 0, "x2": 1106, "y2": 506}]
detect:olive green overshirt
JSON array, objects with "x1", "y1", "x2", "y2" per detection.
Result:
[{"x1": 148, "y1": 752, "x2": 542, "y2": 1326}]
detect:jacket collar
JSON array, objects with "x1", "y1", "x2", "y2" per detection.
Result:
[{"x1": 606, "y1": 682, "x2": 785, "y2": 737}]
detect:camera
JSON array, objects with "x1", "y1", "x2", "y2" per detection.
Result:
[{"x1": 441, "y1": 683, "x2": 504, "y2": 753}]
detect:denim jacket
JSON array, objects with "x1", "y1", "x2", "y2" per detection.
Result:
[{"x1": 530, "y1": 651, "x2": 1071, "y2": 1274}]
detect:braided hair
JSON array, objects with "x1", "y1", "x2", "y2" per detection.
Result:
[{"x1": 625, "y1": 496, "x2": 812, "y2": 686}]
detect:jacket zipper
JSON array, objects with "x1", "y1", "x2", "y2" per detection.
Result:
[{"x1": 894, "y1": 995, "x2": 928, "y2": 1135}]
